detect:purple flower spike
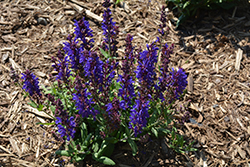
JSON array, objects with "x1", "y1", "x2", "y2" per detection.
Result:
[
  {"x1": 102, "y1": 0, "x2": 119, "y2": 57},
  {"x1": 73, "y1": 76, "x2": 98, "y2": 118},
  {"x1": 168, "y1": 67, "x2": 187, "y2": 100},
  {"x1": 117, "y1": 35, "x2": 136, "y2": 108},
  {"x1": 155, "y1": 43, "x2": 174, "y2": 101},
  {"x1": 74, "y1": 18, "x2": 94, "y2": 51},
  {"x1": 51, "y1": 50, "x2": 71, "y2": 83},
  {"x1": 129, "y1": 98, "x2": 150, "y2": 137},
  {"x1": 104, "y1": 97, "x2": 122, "y2": 133},
  {"x1": 21, "y1": 70, "x2": 41, "y2": 97},
  {"x1": 158, "y1": 6, "x2": 168, "y2": 36},
  {"x1": 54, "y1": 99, "x2": 76, "y2": 141},
  {"x1": 63, "y1": 35, "x2": 81, "y2": 70},
  {"x1": 135, "y1": 42, "x2": 159, "y2": 90}
]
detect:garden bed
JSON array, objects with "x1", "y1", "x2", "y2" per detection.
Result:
[{"x1": 0, "y1": 0, "x2": 250, "y2": 166}]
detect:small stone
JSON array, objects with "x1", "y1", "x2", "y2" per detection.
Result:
[
  {"x1": 224, "y1": 116, "x2": 230, "y2": 122},
  {"x1": 37, "y1": 17, "x2": 48, "y2": 26},
  {"x1": 2, "y1": 52, "x2": 9, "y2": 63},
  {"x1": 213, "y1": 104, "x2": 219, "y2": 109},
  {"x1": 215, "y1": 78, "x2": 221, "y2": 84},
  {"x1": 189, "y1": 118, "x2": 198, "y2": 124}
]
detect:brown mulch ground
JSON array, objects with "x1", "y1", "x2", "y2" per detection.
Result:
[{"x1": 0, "y1": 0, "x2": 250, "y2": 166}]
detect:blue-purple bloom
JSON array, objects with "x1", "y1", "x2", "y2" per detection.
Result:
[
  {"x1": 56, "y1": 116, "x2": 76, "y2": 141},
  {"x1": 104, "y1": 97, "x2": 122, "y2": 133},
  {"x1": 155, "y1": 43, "x2": 174, "y2": 101},
  {"x1": 63, "y1": 35, "x2": 81, "y2": 70},
  {"x1": 158, "y1": 6, "x2": 168, "y2": 36},
  {"x1": 73, "y1": 18, "x2": 94, "y2": 51},
  {"x1": 168, "y1": 67, "x2": 187, "y2": 100},
  {"x1": 63, "y1": 18, "x2": 94, "y2": 70},
  {"x1": 21, "y1": 70, "x2": 41, "y2": 97},
  {"x1": 51, "y1": 50, "x2": 71, "y2": 83},
  {"x1": 102, "y1": 0, "x2": 119, "y2": 57},
  {"x1": 129, "y1": 98, "x2": 150, "y2": 137},
  {"x1": 73, "y1": 76, "x2": 98, "y2": 118},
  {"x1": 135, "y1": 42, "x2": 159, "y2": 89},
  {"x1": 117, "y1": 35, "x2": 136, "y2": 108},
  {"x1": 54, "y1": 99, "x2": 76, "y2": 141},
  {"x1": 85, "y1": 51, "x2": 104, "y2": 86}
]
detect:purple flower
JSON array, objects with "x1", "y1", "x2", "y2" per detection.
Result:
[
  {"x1": 63, "y1": 35, "x2": 81, "y2": 70},
  {"x1": 135, "y1": 42, "x2": 159, "y2": 90},
  {"x1": 117, "y1": 75, "x2": 135, "y2": 109},
  {"x1": 155, "y1": 43, "x2": 174, "y2": 101},
  {"x1": 168, "y1": 67, "x2": 187, "y2": 100},
  {"x1": 21, "y1": 70, "x2": 41, "y2": 97},
  {"x1": 74, "y1": 18, "x2": 94, "y2": 51},
  {"x1": 73, "y1": 76, "x2": 98, "y2": 118},
  {"x1": 104, "y1": 97, "x2": 122, "y2": 133},
  {"x1": 63, "y1": 18, "x2": 94, "y2": 71},
  {"x1": 101, "y1": 0, "x2": 119, "y2": 57},
  {"x1": 117, "y1": 34, "x2": 136, "y2": 108},
  {"x1": 54, "y1": 99, "x2": 76, "y2": 141},
  {"x1": 158, "y1": 6, "x2": 168, "y2": 36},
  {"x1": 129, "y1": 98, "x2": 150, "y2": 137},
  {"x1": 91, "y1": 59, "x2": 117, "y2": 95},
  {"x1": 51, "y1": 50, "x2": 71, "y2": 83}
]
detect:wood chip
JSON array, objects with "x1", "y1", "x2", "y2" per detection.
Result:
[
  {"x1": 23, "y1": 105, "x2": 53, "y2": 119},
  {"x1": 9, "y1": 137, "x2": 22, "y2": 157},
  {"x1": 235, "y1": 48, "x2": 243, "y2": 71},
  {"x1": 236, "y1": 145, "x2": 246, "y2": 159},
  {"x1": 188, "y1": 73, "x2": 193, "y2": 93}
]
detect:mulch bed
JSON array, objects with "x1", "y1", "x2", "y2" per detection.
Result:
[{"x1": 0, "y1": 0, "x2": 250, "y2": 166}]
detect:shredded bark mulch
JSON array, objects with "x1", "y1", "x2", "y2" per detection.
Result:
[{"x1": 0, "y1": 0, "x2": 250, "y2": 166}]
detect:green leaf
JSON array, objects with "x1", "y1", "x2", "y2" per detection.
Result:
[
  {"x1": 37, "y1": 104, "x2": 43, "y2": 111},
  {"x1": 180, "y1": 136, "x2": 184, "y2": 147},
  {"x1": 52, "y1": 87, "x2": 57, "y2": 94},
  {"x1": 95, "y1": 140, "x2": 115, "y2": 158},
  {"x1": 157, "y1": 128, "x2": 170, "y2": 135},
  {"x1": 28, "y1": 101, "x2": 37, "y2": 108},
  {"x1": 83, "y1": 133, "x2": 93, "y2": 146},
  {"x1": 189, "y1": 148, "x2": 197, "y2": 152},
  {"x1": 105, "y1": 137, "x2": 118, "y2": 144},
  {"x1": 171, "y1": 130, "x2": 175, "y2": 141},
  {"x1": 50, "y1": 106, "x2": 56, "y2": 114},
  {"x1": 128, "y1": 138, "x2": 137, "y2": 156},
  {"x1": 183, "y1": 1, "x2": 190, "y2": 9},
  {"x1": 151, "y1": 127, "x2": 158, "y2": 138},
  {"x1": 115, "y1": 0, "x2": 121, "y2": 4},
  {"x1": 122, "y1": 121, "x2": 137, "y2": 156},
  {"x1": 100, "y1": 48, "x2": 111, "y2": 59},
  {"x1": 55, "y1": 150, "x2": 74, "y2": 157},
  {"x1": 92, "y1": 142, "x2": 99, "y2": 153},
  {"x1": 75, "y1": 154, "x2": 86, "y2": 162},
  {"x1": 36, "y1": 122, "x2": 55, "y2": 126},
  {"x1": 96, "y1": 140, "x2": 108, "y2": 158},
  {"x1": 80, "y1": 122, "x2": 88, "y2": 139},
  {"x1": 92, "y1": 155, "x2": 115, "y2": 165}
]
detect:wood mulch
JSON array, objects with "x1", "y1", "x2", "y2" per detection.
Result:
[{"x1": 0, "y1": 0, "x2": 250, "y2": 166}]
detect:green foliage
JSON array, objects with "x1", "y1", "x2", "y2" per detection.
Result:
[
  {"x1": 166, "y1": 0, "x2": 240, "y2": 26},
  {"x1": 168, "y1": 127, "x2": 197, "y2": 153}
]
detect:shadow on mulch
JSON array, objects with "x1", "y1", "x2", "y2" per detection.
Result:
[{"x1": 79, "y1": 137, "x2": 193, "y2": 167}]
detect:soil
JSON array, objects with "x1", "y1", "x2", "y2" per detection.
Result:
[{"x1": 0, "y1": 0, "x2": 250, "y2": 166}]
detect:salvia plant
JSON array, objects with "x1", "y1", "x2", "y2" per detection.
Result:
[{"x1": 12, "y1": 1, "x2": 196, "y2": 165}]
